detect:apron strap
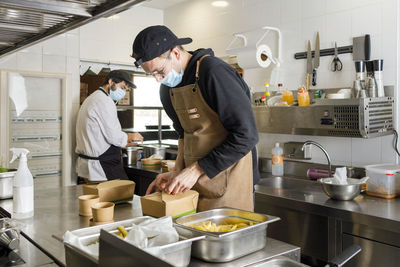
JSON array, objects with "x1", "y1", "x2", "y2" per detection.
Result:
[
  {"x1": 78, "y1": 154, "x2": 100, "y2": 160},
  {"x1": 195, "y1": 54, "x2": 211, "y2": 80},
  {"x1": 78, "y1": 145, "x2": 120, "y2": 161}
]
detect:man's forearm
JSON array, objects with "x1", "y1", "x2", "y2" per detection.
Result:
[{"x1": 174, "y1": 139, "x2": 185, "y2": 171}]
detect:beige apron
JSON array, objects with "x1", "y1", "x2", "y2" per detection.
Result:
[{"x1": 170, "y1": 55, "x2": 253, "y2": 212}]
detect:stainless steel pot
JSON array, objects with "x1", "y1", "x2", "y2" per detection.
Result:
[
  {"x1": 140, "y1": 144, "x2": 169, "y2": 159},
  {"x1": 121, "y1": 147, "x2": 142, "y2": 166},
  {"x1": 0, "y1": 170, "x2": 16, "y2": 199}
]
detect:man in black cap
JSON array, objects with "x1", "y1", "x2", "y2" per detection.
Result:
[
  {"x1": 75, "y1": 70, "x2": 143, "y2": 183},
  {"x1": 132, "y1": 26, "x2": 259, "y2": 211}
]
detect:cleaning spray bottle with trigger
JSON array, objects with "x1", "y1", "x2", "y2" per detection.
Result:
[{"x1": 10, "y1": 148, "x2": 34, "y2": 219}]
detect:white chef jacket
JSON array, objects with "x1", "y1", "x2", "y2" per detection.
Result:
[{"x1": 75, "y1": 88, "x2": 128, "y2": 181}]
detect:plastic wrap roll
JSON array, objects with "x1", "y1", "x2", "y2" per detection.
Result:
[{"x1": 236, "y1": 44, "x2": 272, "y2": 69}]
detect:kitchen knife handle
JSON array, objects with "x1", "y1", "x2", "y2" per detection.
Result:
[
  {"x1": 306, "y1": 74, "x2": 310, "y2": 91},
  {"x1": 312, "y1": 69, "x2": 317, "y2": 86},
  {"x1": 365, "y1": 34, "x2": 371, "y2": 61}
]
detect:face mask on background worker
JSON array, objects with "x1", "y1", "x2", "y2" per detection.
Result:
[
  {"x1": 109, "y1": 83, "x2": 126, "y2": 101},
  {"x1": 161, "y1": 53, "x2": 183, "y2": 87}
]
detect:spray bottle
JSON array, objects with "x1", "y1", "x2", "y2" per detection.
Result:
[{"x1": 10, "y1": 148, "x2": 34, "y2": 219}]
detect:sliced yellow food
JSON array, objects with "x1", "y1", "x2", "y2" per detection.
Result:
[
  {"x1": 117, "y1": 226, "x2": 128, "y2": 238},
  {"x1": 187, "y1": 220, "x2": 258, "y2": 232}
]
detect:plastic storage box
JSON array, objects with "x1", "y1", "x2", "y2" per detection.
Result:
[{"x1": 365, "y1": 164, "x2": 400, "y2": 198}]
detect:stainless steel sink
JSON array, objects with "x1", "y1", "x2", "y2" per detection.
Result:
[{"x1": 252, "y1": 256, "x2": 308, "y2": 267}]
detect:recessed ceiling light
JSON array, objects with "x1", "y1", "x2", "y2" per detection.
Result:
[{"x1": 211, "y1": 1, "x2": 229, "y2": 7}]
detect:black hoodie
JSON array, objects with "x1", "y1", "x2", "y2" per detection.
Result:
[{"x1": 160, "y1": 48, "x2": 260, "y2": 186}]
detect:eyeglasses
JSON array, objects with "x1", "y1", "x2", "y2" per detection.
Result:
[{"x1": 147, "y1": 52, "x2": 171, "y2": 79}]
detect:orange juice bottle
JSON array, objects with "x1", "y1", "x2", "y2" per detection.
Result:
[
  {"x1": 297, "y1": 86, "x2": 310, "y2": 106},
  {"x1": 282, "y1": 88, "x2": 294, "y2": 105}
]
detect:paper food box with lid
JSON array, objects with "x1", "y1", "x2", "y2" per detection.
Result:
[{"x1": 365, "y1": 164, "x2": 400, "y2": 198}]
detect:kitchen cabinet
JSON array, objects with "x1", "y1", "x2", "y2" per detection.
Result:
[{"x1": 342, "y1": 233, "x2": 400, "y2": 267}]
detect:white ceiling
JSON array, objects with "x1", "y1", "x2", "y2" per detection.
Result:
[{"x1": 140, "y1": 0, "x2": 189, "y2": 10}]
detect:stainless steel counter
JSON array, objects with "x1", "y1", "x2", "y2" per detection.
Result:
[
  {"x1": 0, "y1": 186, "x2": 141, "y2": 266},
  {"x1": 255, "y1": 175, "x2": 400, "y2": 234},
  {"x1": 255, "y1": 174, "x2": 400, "y2": 266},
  {"x1": 18, "y1": 234, "x2": 58, "y2": 267},
  {"x1": 0, "y1": 185, "x2": 300, "y2": 267}
]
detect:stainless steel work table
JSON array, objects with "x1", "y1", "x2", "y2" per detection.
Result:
[
  {"x1": 255, "y1": 175, "x2": 400, "y2": 234},
  {"x1": 0, "y1": 185, "x2": 300, "y2": 266}
]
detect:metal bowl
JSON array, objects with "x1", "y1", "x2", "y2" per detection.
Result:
[{"x1": 319, "y1": 178, "x2": 363, "y2": 200}]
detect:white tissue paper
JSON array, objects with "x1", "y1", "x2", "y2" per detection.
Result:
[
  {"x1": 125, "y1": 216, "x2": 179, "y2": 259},
  {"x1": 63, "y1": 216, "x2": 179, "y2": 260},
  {"x1": 332, "y1": 167, "x2": 348, "y2": 184},
  {"x1": 149, "y1": 154, "x2": 163, "y2": 159}
]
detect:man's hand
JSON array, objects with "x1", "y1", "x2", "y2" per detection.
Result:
[
  {"x1": 166, "y1": 162, "x2": 204, "y2": 195},
  {"x1": 127, "y1": 132, "x2": 143, "y2": 145},
  {"x1": 145, "y1": 171, "x2": 178, "y2": 195}
]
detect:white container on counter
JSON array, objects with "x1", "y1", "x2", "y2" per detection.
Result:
[
  {"x1": 0, "y1": 170, "x2": 16, "y2": 199},
  {"x1": 365, "y1": 164, "x2": 400, "y2": 199}
]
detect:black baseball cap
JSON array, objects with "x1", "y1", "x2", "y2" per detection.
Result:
[
  {"x1": 105, "y1": 70, "x2": 136, "y2": 88},
  {"x1": 132, "y1": 25, "x2": 192, "y2": 67}
]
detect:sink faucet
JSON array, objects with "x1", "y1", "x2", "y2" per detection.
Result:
[{"x1": 301, "y1": 141, "x2": 332, "y2": 175}]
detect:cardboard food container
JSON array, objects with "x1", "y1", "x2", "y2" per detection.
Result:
[
  {"x1": 82, "y1": 180, "x2": 135, "y2": 204},
  {"x1": 141, "y1": 190, "x2": 199, "y2": 218},
  {"x1": 141, "y1": 158, "x2": 162, "y2": 169}
]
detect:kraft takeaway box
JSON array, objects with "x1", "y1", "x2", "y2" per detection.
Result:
[
  {"x1": 141, "y1": 190, "x2": 199, "y2": 218},
  {"x1": 82, "y1": 180, "x2": 135, "y2": 204}
]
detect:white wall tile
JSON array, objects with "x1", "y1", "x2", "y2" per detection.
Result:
[
  {"x1": 66, "y1": 33, "x2": 79, "y2": 58},
  {"x1": 43, "y1": 34, "x2": 66, "y2": 56},
  {"x1": 43, "y1": 55, "x2": 66, "y2": 73},
  {"x1": 281, "y1": 0, "x2": 302, "y2": 24},
  {"x1": 351, "y1": 137, "x2": 382, "y2": 166},
  {"x1": 326, "y1": 11, "x2": 352, "y2": 44},
  {"x1": 159, "y1": 0, "x2": 398, "y2": 167},
  {"x1": 326, "y1": 0, "x2": 354, "y2": 13},
  {"x1": 301, "y1": 0, "x2": 326, "y2": 19},
  {"x1": 381, "y1": 135, "x2": 396, "y2": 164},
  {"x1": 79, "y1": 6, "x2": 163, "y2": 64},
  {"x1": 19, "y1": 43, "x2": 42, "y2": 54},
  {"x1": 0, "y1": 54, "x2": 17, "y2": 70},
  {"x1": 351, "y1": 4, "x2": 381, "y2": 37},
  {"x1": 16, "y1": 52, "x2": 42, "y2": 71}
]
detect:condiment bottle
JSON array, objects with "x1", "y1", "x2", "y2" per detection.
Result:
[
  {"x1": 282, "y1": 88, "x2": 294, "y2": 105},
  {"x1": 277, "y1": 83, "x2": 284, "y2": 93},
  {"x1": 264, "y1": 83, "x2": 271, "y2": 101},
  {"x1": 272, "y1": 143, "x2": 284, "y2": 176},
  {"x1": 297, "y1": 86, "x2": 310, "y2": 106}
]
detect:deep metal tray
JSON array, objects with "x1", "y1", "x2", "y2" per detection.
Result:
[
  {"x1": 64, "y1": 217, "x2": 204, "y2": 267},
  {"x1": 174, "y1": 208, "x2": 280, "y2": 262}
]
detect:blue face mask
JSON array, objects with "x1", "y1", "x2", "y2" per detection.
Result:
[
  {"x1": 109, "y1": 86, "x2": 126, "y2": 101},
  {"x1": 161, "y1": 58, "x2": 183, "y2": 87}
]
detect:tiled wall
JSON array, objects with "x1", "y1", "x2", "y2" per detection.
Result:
[
  {"x1": 0, "y1": 29, "x2": 81, "y2": 185},
  {"x1": 79, "y1": 6, "x2": 163, "y2": 64},
  {"x1": 164, "y1": 0, "x2": 399, "y2": 167}
]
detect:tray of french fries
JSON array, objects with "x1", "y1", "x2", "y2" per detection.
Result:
[{"x1": 173, "y1": 208, "x2": 280, "y2": 262}]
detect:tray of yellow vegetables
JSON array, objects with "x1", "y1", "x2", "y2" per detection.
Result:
[{"x1": 173, "y1": 208, "x2": 280, "y2": 262}]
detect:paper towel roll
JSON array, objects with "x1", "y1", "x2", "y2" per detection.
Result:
[{"x1": 236, "y1": 44, "x2": 273, "y2": 69}]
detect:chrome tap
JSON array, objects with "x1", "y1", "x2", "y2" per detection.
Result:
[{"x1": 301, "y1": 141, "x2": 332, "y2": 175}]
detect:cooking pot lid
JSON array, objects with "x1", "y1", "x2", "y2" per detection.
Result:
[{"x1": 123, "y1": 146, "x2": 142, "y2": 151}]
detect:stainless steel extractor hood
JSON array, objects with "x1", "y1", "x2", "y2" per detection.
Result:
[{"x1": 0, "y1": 0, "x2": 146, "y2": 57}]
